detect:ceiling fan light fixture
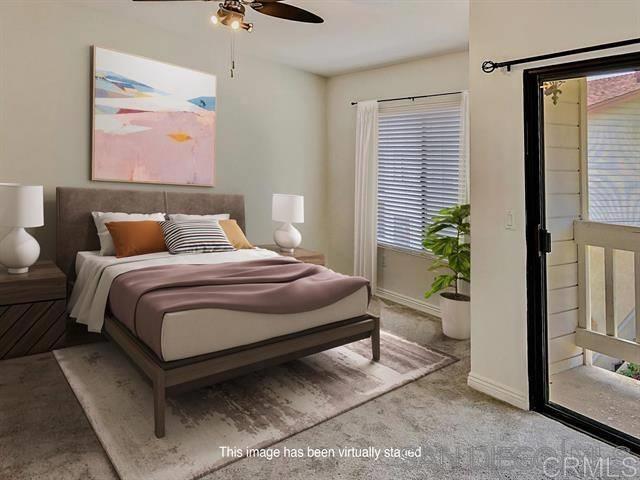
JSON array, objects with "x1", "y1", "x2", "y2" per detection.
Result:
[
  {"x1": 213, "y1": 4, "x2": 245, "y2": 30},
  {"x1": 134, "y1": 0, "x2": 325, "y2": 29}
]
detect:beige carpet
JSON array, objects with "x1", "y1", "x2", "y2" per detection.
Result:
[{"x1": 54, "y1": 332, "x2": 455, "y2": 480}]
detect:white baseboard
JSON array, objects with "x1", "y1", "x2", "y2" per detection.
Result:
[
  {"x1": 467, "y1": 372, "x2": 529, "y2": 410},
  {"x1": 375, "y1": 288, "x2": 441, "y2": 318}
]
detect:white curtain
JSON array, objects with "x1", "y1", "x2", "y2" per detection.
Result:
[
  {"x1": 458, "y1": 91, "x2": 470, "y2": 296},
  {"x1": 459, "y1": 91, "x2": 470, "y2": 204},
  {"x1": 353, "y1": 100, "x2": 379, "y2": 290}
]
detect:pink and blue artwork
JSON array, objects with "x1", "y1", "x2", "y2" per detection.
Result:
[{"x1": 92, "y1": 47, "x2": 216, "y2": 186}]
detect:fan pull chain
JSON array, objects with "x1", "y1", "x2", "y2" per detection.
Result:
[{"x1": 230, "y1": 32, "x2": 236, "y2": 79}]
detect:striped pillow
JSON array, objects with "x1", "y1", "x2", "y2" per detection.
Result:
[{"x1": 160, "y1": 220, "x2": 235, "y2": 254}]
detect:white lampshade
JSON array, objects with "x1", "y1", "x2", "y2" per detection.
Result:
[
  {"x1": 272, "y1": 194, "x2": 304, "y2": 224},
  {"x1": 0, "y1": 184, "x2": 44, "y2": 228}
]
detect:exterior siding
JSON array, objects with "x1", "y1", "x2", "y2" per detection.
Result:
[
  {"x1": 588, "y1": 90, "x2": 640, "y2": 226},
  {"x1": 544, "y1": 79, "x2": 584, "y2": 374}
]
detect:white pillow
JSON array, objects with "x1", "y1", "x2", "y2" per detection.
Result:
[
  {"x1": 91, "y1": 211, "x2": 166, "y2": 256},
  {"x1": 168, "y1": 213, "x2": 230, "y2": 221}
]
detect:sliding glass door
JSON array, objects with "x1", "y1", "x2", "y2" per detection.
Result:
[{"x1": 525, "y1": 51, "x2": 640, "y2": 453}]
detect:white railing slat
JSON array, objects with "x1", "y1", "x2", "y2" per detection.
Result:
[
  {"x1": 575, "y1": 328, "x2": 640, "y2": 364},
  {"x1": 577, "y1": 243, "x2": 590, "y2": 331},
  {"x1": 604, "y1": 247, "x2": 616, "y2": 337},
  {"x1": 636, "y1": 252, "x2": 640, "y2": 342},
  {"x1": 574, "y1": 220, "x2": 640, "y2": 251}
]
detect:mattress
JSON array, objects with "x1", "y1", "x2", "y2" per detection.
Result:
[{"x1": 157, "y1": 286, "x2": 369, "y2": 361}]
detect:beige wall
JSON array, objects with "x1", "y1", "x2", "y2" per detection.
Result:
[
  {"x1": 0, "y1": 1, "x2": 327, "y2": 260},
  {"x1": 468, "y1": 0, "x2": 640, "y2": 409},
  {"x1": 326, "y1": 51, "x2": 469, "y2": 312}
]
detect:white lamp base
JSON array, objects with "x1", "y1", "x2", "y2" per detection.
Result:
[
  {"x1": 0, "y1": 227, "x2": 40, "y2": 274},
  {"x1": 274, "y1": 222, "x2": 302, "y2": 254},
  {"x1": 8, "y1": 267, "x2": 29, "y2": 274}
]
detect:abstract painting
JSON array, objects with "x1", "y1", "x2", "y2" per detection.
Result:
[{"x1": 92, "y1": 47, "x2": 216, "y2": 186}]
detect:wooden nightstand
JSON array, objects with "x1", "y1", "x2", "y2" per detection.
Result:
[
  {"x1": 259, "y1": 245, "x2": 325, "y2": 266},
  {"x1": 0, "y1": 261, "x2": 68, "y2": 359}
]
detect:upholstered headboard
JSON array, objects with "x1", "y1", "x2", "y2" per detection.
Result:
[{"x1": 56, "y1": 187, "x2": 246, "y2": 279}]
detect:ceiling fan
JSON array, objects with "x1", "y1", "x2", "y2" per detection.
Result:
[{"x1": 133, "y1": 0, "x2": 324, "y2": 32}]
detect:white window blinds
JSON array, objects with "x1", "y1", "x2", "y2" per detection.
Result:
[{"x1": 377, "y1": 94, "x2": 467, "y2": 253}]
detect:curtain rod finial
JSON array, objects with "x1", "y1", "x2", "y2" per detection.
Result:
[{"x1": 482, "y1": 61, "x2": 497, "y2": 74}]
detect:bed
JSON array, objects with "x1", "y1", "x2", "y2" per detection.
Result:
[{"x1": 56, "y1": 187, "x2": 379, "y2": 438}]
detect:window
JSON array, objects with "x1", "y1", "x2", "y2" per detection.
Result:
[{"x1": 377, "y1": 94, "x2": 467, "y2": 253}]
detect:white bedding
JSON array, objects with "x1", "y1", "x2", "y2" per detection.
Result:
[
  {"x1": 69, "y1": 248, "x2": 281, "y2": 333},
  {"x1": 75, "y1": 251, "x2": 100, "y2": 276}
]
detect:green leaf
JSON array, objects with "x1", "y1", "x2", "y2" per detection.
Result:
[
  {"x1": 423, "y1": 236, "x2": 456, "y2": 255},
  {"x1": 427, "y1": 222, "x2": 455, "y2": 235},
  {"x1": 428, "y1": 260, "x2": 452, "y2": 273},
  {"x1": 424, "y1": 274, "x2": 456, "y2": 299},
  {"x1": 423, "y1": 203, "x2": 471, "y2": 297}
]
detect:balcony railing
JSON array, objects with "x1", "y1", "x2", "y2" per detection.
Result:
[{"x1": 574, "y1": 220, "x2": 640, "y2": 364}]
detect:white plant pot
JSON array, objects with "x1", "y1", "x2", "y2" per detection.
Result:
[{"x1": 439, "y1": 292, "x2": 470, "y2": 340}]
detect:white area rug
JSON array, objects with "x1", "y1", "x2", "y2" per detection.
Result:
[{"x1": 54, "y1": 332, "x2": 455, "y2": 480}]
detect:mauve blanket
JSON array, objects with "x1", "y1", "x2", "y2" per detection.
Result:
[{"x1": 108, "y1": 257, "x2": 370, "y2": 359}]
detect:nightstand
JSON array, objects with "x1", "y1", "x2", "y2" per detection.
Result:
[
  {"x1": 259, "y1": 245, "x2": 325, "y2": 266},
  {"x1": 0, "y1": 261, "x2": 67, "y2": 359}
]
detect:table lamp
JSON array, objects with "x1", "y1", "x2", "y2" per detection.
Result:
[
  {"x1": 272, "y1": 193, "x2": 304, "y2": 253},
  {"x1": 0, "y1": 184, "x2": 44, "y2": 274}
]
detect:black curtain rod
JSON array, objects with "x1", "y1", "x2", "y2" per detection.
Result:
[
  {"x1": 350, "y1": 91, "x2": 462, "y2": 106},
  {"x1": 482, "y1": 37, "x2": 640, "y2": 74}
]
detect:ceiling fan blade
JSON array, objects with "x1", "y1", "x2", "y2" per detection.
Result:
[{"x1": 251, "y1": 2, "x2": 323, "y2": 23}]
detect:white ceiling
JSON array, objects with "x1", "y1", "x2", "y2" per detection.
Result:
[{"x1": 86, "y1": 0, "x2": 469, "y2": 77}]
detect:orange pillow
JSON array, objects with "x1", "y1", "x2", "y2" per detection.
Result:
[
  {"x1": 219, "y1": 219, "x2": 253, "y2": 249},
  {"x1": 105, "y1": 221, "x2": 167, "y2": 258}
]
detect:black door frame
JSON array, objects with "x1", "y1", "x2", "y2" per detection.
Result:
[{"x1": 524, "y1": 50, "x2": 640, "y2": 453}]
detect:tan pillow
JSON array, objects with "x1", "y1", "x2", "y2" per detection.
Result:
[
  {"x1": 219, "y1": 219, "x2": 253, "y2": 249},
  {"x1": 105, "y1": 221, "x2": 167, "y2": 258}
]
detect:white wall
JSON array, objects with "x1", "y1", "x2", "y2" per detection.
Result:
[
  {"x1": 468, "y1": 0, "x2": 640, "y2": 409},
  {"x1": 0, "y1": 1, "x2": 327, "y2": 260},
  {"x1": 326, "y1": 51, "x2": 469, "y2": 312}
]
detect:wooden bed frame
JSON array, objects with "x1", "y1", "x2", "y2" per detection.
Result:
[
  {"x1": 105, "y1": 314, "x2": 379, "y2": 438},
  {"x1": 56, "y1": 187, "x2": 380, "y2": 438}
]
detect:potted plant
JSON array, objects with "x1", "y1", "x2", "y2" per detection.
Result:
[{"x1": 423, "y1": 204, "x2": 470, "y2": 339}]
